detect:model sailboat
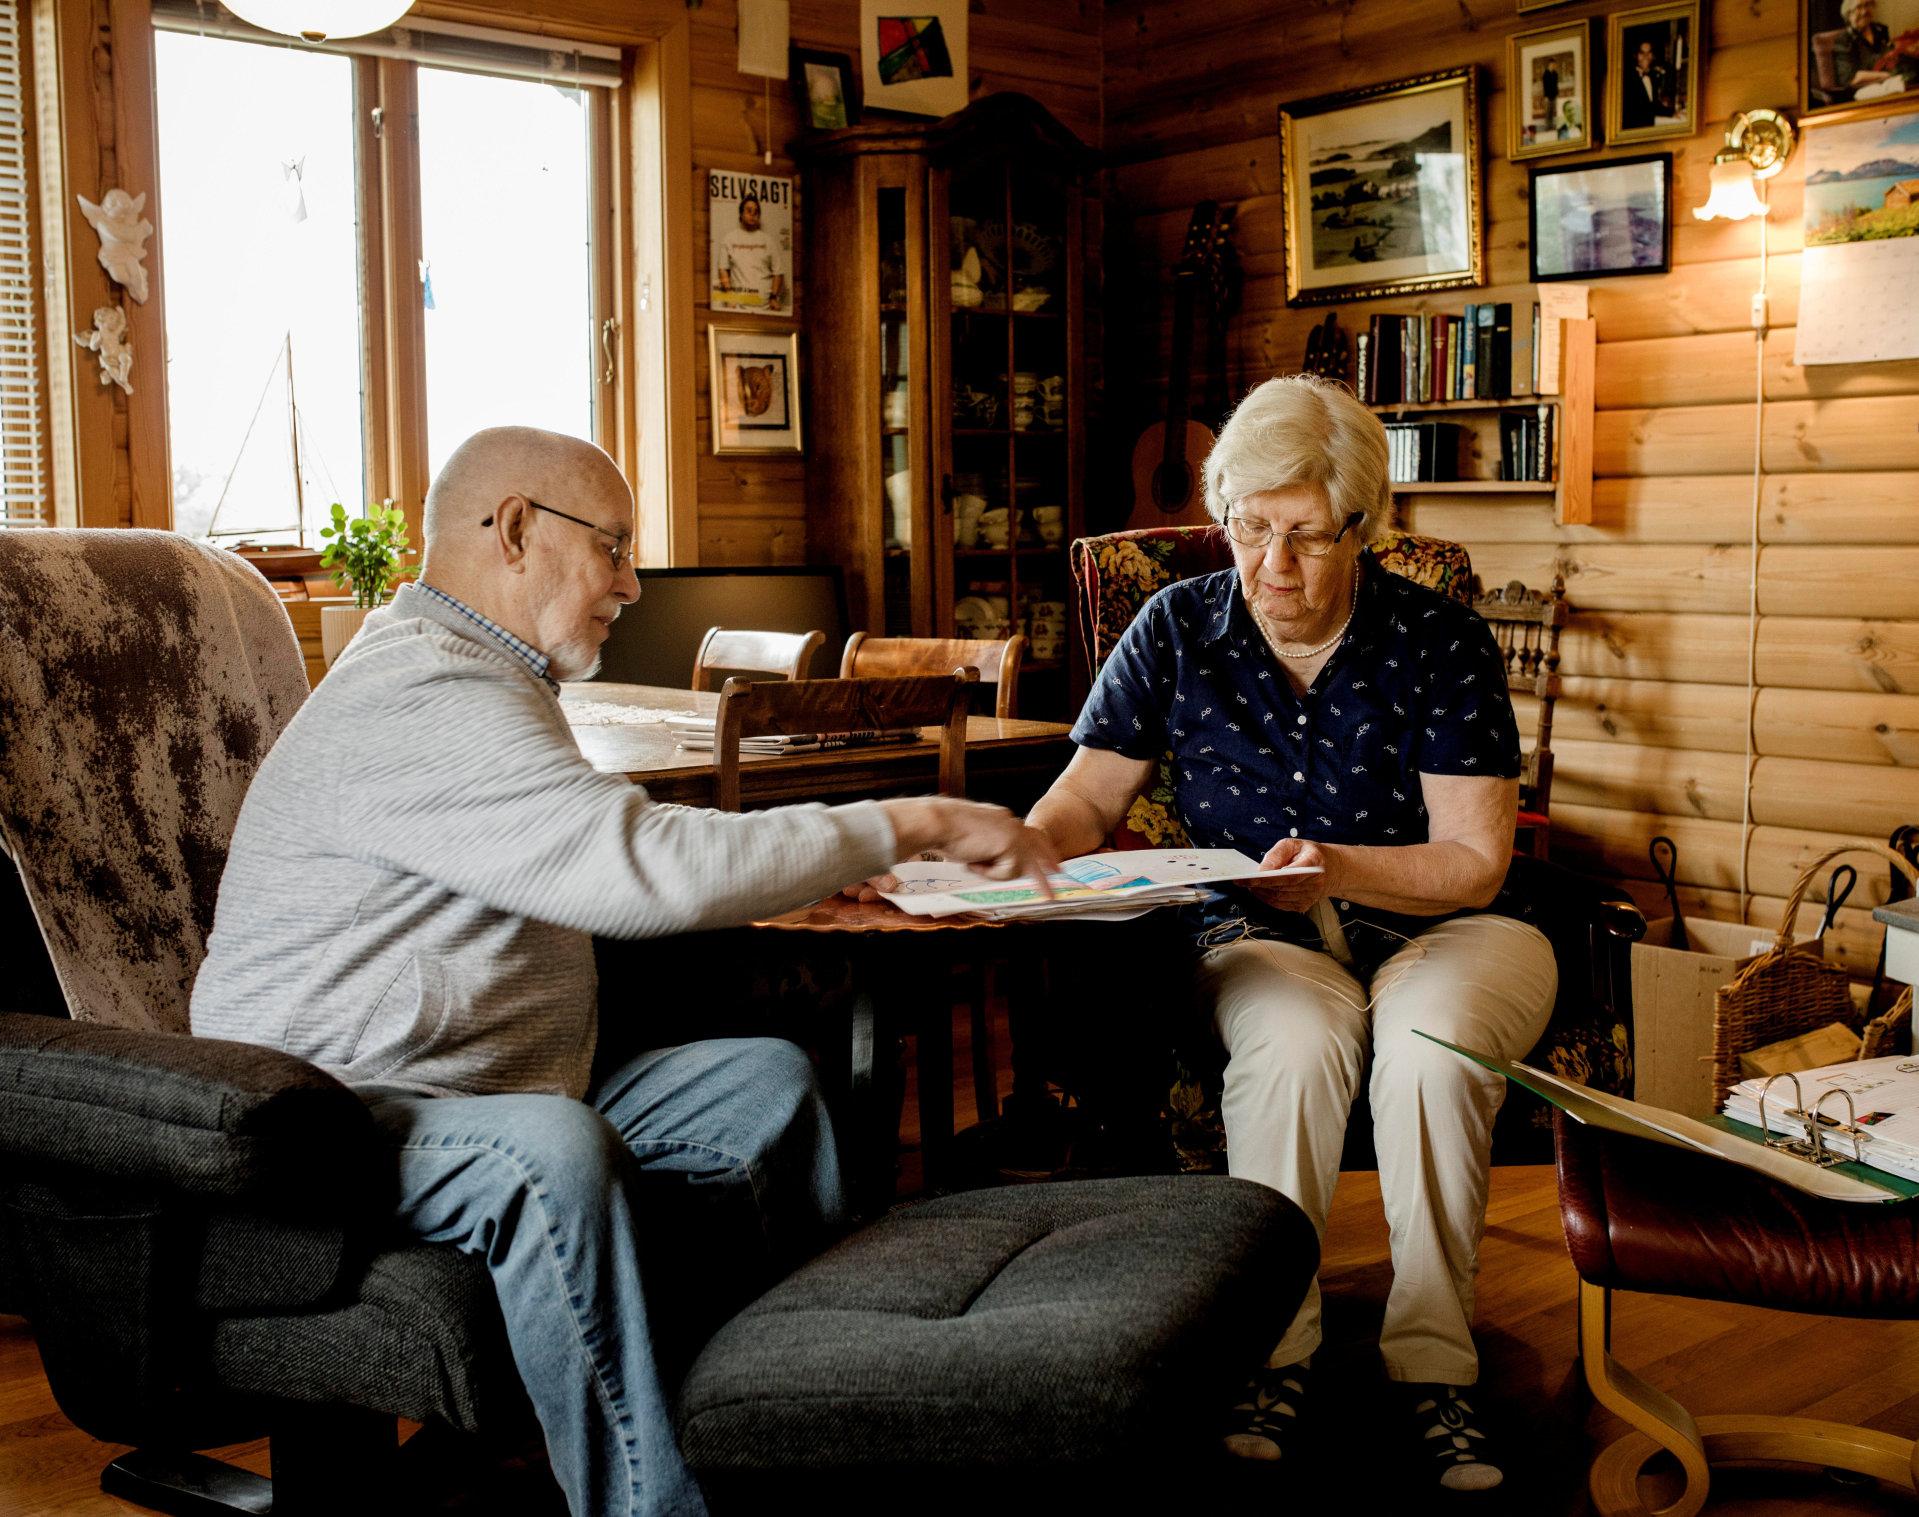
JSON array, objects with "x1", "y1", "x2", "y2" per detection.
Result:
[{"x1": 204, "y1": 332, "x2": 342, "y2": 549}]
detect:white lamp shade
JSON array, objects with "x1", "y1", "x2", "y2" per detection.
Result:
[
  {"x1": 224, "y1": 0, "x2": 413, "y2": 41},
  {"x1": 1693, "y1": 158, "x2": 1769, "y2": 222}
]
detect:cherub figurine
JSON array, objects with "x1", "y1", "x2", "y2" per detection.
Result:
[
  {"x1": 76, "y1": 188, "x2": 152, "y2": 304},
  {"x1": 74, "y1": 305, "x2": 133, "y2": 394}
]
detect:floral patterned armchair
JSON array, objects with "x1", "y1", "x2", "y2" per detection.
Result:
[{"x1": 1067, "y1": 525, "x2": 1645, "y2": 1170}]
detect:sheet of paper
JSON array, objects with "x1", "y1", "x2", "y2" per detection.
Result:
[{"x1": 877, "y1": 849, "x2": 1312, "y2": 919}]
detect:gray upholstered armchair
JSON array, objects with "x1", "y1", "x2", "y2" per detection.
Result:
[{"x1": 0, "y1": 530, "x2": 530, "y2": 1511}]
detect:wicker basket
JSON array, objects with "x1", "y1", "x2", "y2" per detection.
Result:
[{"x1": 1709, "y1": 843, "x2": 1918, "y2": 1107}]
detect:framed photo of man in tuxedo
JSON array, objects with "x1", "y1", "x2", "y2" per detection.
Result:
[{"x1": 1607, "y1": 1, "x2": 1702, "y2": 145}]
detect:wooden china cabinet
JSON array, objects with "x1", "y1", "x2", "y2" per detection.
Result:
[{"x1": 794, "y1": 94, "x2": 1089, "y2": 718}]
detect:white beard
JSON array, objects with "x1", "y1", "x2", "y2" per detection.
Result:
[{"x1": 546, "y1": 639, "x2": 604, "y2": 683}]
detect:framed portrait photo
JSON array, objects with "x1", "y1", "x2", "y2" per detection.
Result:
[
  {"x1": 1607, "y1": 1, "x2": 1702, "y2": 144},
  {"x1": 791, "y1": 47, "x2": 860, "y2": 131},
  {"x1": 1801, "y1": 0, "x2": 1919, "y2": 122},
  {"x1": 1510, "y1": 21, "x2": 1596, "y2": 158},
  {"x1": 1278, "y1": 67, "x2": 1484, "y2": 306},
  {"x1": 1529, "y1": 153, "x2": 1673, "y2": 281},
  {"x1": 708, "y1": 327, "x2": 803, "y2": 456},
  {"x1": 860, "y1": 0, "x2": 968, "y2": 119}
]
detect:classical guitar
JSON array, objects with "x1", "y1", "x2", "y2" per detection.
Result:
[{"x1": 1126, "y1": 202, "x2": 1237, "y2": 531}]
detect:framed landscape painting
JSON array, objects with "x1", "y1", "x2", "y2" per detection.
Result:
[{"x1": 1278, "y1": 67, "x2": 1484, "y2": 305}]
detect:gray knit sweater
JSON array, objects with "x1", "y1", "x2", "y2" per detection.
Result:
[{"x1": 189, "y1": 584, "x2": 899, "y2": 1098}]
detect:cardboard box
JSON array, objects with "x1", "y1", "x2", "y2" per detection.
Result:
[{"x1": 1631, "y1": 917, "x2": 1821, "y2": 1118}]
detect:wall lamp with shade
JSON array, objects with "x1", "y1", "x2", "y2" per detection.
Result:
[
  {"x1": 222, "y1": 1, "x2": 414, "y2": 42},
  {"x1": 1693, "y1": 107, "x2": 1797, "y2": 222}
]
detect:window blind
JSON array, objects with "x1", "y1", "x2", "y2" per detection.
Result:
[
  {"x1": 0, "y1": 0, "x2": 46, "y2": 527},
  {"x1": 150, "y1": 2, "x2": 622, "y2": 90}
]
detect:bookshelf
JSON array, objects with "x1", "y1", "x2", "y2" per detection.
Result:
[{"x1": 1354, "y1": 285, "x2": 1596, "y2": 527}]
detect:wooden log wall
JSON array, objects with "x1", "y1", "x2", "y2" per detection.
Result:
[
  {"x1": 1103, "y1": 0, "x2": 1919, "y2": 963},
  {"x1": 688, "y1": 0, "x2": 1103, "y2": 566}
]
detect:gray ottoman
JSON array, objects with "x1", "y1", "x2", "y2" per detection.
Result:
[{"x1": 679, "y1": 1175, "x2": 1316, "y2": 1507}]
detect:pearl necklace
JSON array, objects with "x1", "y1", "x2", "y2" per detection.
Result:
[{"x1": 1255, "y1": 566, "x2": 1359, "y2": 660}]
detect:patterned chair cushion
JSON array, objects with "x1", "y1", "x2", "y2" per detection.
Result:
[
  {"x1": 0, "y1": 532, "x2": 308, "y2": 1032},
  {"x1": 1064, "y1": 524, "x2": 1628, "y2": 1173}
]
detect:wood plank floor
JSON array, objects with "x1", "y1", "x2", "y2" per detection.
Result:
[{"x1": 9, "y1": 1022, "x2": 1919, "y2": 1513}]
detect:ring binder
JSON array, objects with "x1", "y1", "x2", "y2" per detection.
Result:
[{"x1": 1755, "y1": 1073, "x2": 1874, "y2": 1169}]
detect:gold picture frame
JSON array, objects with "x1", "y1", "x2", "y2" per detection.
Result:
[
  {"x1": 1606, "y1": 0, "x2": 1703, "y2": 146},
  {"x1": 1278, "y1": 67, "x2": 1484, "y2": 306},
  {"x1": 708, "y1": 326, "x2": 803, "y2": 457},
  {"x1": 1800, "y1": 0, "x2": 1919, "y2": 125},
  {"x1": 1510, "y1": 20, "x2": 1597, "y2": 159}
]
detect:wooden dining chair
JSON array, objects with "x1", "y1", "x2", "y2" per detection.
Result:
[
  {"x1": 1471, "y1": 577, "x2": 1567, "y2": 861},
  {"x1": 838, "y1": 632, "x2": 1027, "y2": 720},
  {"x1": 691, "y1": 626, "x2": 826, "y2": 692},
  {"x1": 715, "y1": 670, "x2": 1003, "y2": 1205},
  {"x1": 711, "y1": 670, "x2": 972, "y2": 813}
]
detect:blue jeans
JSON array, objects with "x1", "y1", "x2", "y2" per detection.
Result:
[{"x1": 363, "y1": 1038, "x2": 845, "y2": 1517}]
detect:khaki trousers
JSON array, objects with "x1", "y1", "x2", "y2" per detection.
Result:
[{"x1": 1199, "y1": 913, "x2": 1556, "y2": 1385}]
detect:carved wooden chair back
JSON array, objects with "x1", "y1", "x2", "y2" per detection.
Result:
[
  {"x1": 1472, "y1": 576, "x2": 1568, "y2": 817},
  {"x1": 838, "y1": 633, "x2": 1026, "y2": 721},
  {"x1": 692, "y1": 626, "x2": 825, "y2": 692},
  {"x1": 712, "y1": 670, "x2": 974, "y2": 812}
]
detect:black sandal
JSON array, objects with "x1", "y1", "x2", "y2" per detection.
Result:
[
  {"x1": 1404, "y1": 1382, "x2": 1505, "y2": 1492},
  {"x1": 1222, "y1": 1359, "x2": 1313, "y2": 1463}
]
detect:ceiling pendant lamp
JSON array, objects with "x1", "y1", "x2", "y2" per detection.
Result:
[{"x1": 223, "y1": 1, "x2": 415, "y2": 43}]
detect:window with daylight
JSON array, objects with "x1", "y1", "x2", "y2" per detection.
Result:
[
  {"x1": 149, "y1": 7, "x2": 617, "y2": 546},
  {"x1": 155, "y1": 32, "x2": 364, "y2": 543},
  {"x1": 0, "y1": 0, "x2": 48, "y2": 529}
]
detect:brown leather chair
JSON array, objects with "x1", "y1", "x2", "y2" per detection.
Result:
[{"x1": 1556, "y1": 1111, "x2": 1919, "y2": 1515}]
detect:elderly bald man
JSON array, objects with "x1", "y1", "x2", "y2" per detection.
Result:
[{"x1": 191, "y1": 426, "x2": 1059, "y2": 1517}]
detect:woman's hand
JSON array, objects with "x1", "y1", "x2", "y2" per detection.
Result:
[
  {"x1": 1239, "y1": 836, "x2": 1334, "y2": 912},
  {"x1": 840, "y1": 873, "x2": 900, "y2": 904}
]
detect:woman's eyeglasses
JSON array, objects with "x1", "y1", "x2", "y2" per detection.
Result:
[{"x1": 1222, "y1": 509, "x2": 1364, "y2": 556}]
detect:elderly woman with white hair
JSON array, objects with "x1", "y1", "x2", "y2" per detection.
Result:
[{"x1": 1020, "y1": 374, "x2": 1556, "y2": 1494}]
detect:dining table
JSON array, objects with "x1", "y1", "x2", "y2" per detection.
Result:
[
  {"x1": 562, "y1": 681, "x2": 1074, "y2": 809},
  {"x1": 565, "y1": 680, "x2": 1078, "y2": 1205}
]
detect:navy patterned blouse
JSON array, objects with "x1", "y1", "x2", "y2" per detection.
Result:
[{"x1": 1070, "y1": 556, "x2": 1520, "y2": 967}]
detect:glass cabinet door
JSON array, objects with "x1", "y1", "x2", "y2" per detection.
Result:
[
  {"x1": 941, "y1": 153, "x2": 1073, "y2": 700},
  {"x1": 878, "y1": 184, "x2": 914, "y2": 636}
]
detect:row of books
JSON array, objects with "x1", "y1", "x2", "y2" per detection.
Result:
[
  {"x1": 1381, "y1": 408, "x2": 1556, "y2": 485},
  {"x1": 1383, "y1": 420, "x2": 1463, "y2": 483},
  {"x1": 1497, "y1": 407, "x2": 1556, "y2": 484},
  {"x1": 1356, "y1": 302, "x2": 1540, "y2": 406}
]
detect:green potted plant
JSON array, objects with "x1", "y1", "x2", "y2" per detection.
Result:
[{"x1": 317, "y1": 500, "x2": 418, "y2": 668}]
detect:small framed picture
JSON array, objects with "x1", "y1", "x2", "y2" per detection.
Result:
[
  {"x1": 1509, "y1": 20, "x2": 1596, "y2": 158},
  {"x1": 860, "y1": 0, "x2": 969, "y2": 118},
  {"x1": 708, "y1": 326, "x2": 803, "y2": 456},
  {"x1": 1607, "y1": 1, "x2": 1702, "y2": 144},
  {"x1": 791, "y1": 47, "x2": 860, "y2": 130},
  {"x1": 1529, "y1": 153, "x2": 1673, "y2": 281},
  {"x1": 1801, "y1": 0, "x2": 1919, "y2": 121},
  {"x1": 708, "y1": 169, "x2": 793, "y2": 316},
  {"x1": 1278, "y1": 67, "x2": 1484, "y2": 305}
]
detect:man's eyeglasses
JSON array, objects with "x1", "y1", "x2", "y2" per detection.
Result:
[
  {"x1": 1221, "y1": 509, "x2": 1364, "y2": 557},
  {"x1": 482, "y1": 499, "x2": 632, "y2": 569}
]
